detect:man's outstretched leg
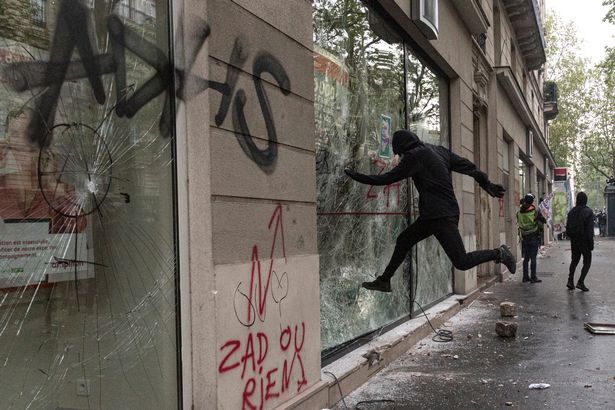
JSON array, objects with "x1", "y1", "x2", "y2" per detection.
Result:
[
  {"x1": 433, "y1": 217, "x2": 517, "y2": 273},
  {"x1": 568, "y1": 241, "x2": 582, "y2": 290},
  {"x1": 362, "y1": 218, "x2": 432, "y2": 293}
]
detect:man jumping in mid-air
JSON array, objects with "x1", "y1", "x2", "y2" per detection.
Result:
[{"x1": 345, "y1": 130, "x2": 516, "y2": 292}]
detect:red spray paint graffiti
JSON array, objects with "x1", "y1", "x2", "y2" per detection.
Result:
[
  {"x1": 246, "y1": 205, "x2": 286, "y2": 324},
  {"x1": 218, "y1": 323, "x2": 307, "y2": 409},
  {"x1": 220, "y1": 205, "x2": 308, "y2": 409}
]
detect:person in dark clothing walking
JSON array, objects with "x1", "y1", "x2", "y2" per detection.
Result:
[
  {"x1": 516, "y1": 193, "x2": 547, "y2": 283},
  {"x1": 344, "y1": 130, "x2": 517, "y2": 293},
  {"x1": 566, "y1": 192, "x2": 595, "y2": 291}
]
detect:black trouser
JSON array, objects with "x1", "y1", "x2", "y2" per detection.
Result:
[
  {"x1": 382, "y1": 216, "x2": 498, "y2": 280},
  {"x1": 521, "y1": 236, "x2": 540, "y2": 280},
  {"x1": 569, "y1": 239, "x2": 592, "y2": 285}
]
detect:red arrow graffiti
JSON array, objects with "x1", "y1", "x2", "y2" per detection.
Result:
[{"x1": 246, "y1": 204, "x2": 287, "y2": 324}]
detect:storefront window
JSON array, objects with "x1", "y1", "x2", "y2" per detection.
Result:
[
  {"x1": 314, "y1": 0, "x2": 410, "y2": 353},
  {"x1": 0, "y1": 1, "x2": 178, "y2": 408}
]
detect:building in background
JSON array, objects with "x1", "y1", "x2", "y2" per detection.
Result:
[{"x1": 0, "y1": 0, "x2": 556, "y2": 408}]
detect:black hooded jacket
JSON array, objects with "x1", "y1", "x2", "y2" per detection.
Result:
[
  {"x1": 347, "y1": 130, "x2": 491, "y2": 220},
  {"x1": 566, "y1": 193, "x2": 594, "y2": 245}
]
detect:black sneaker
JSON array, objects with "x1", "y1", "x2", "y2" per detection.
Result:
[
  {"x1": 497, "y1": 245, "x2": 516, "y2": 274},
  {"x1": 566, "y1": 281, "x2": 575, "y2": 290},
  {"x1": 522, "y1": 277, "x2": 531, "y2": 283},
  {"x1": 530, "y1": 278, "x2": 542, "y2": 283},
  {"x1": 362, "y1": 276, "x2": 392, "y2": 293},
  {"x1": 576, "y1": 283, "x2": 589, "y2": 292}
]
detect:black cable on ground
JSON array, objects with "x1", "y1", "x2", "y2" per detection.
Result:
[
  {"x1": 413, "y1": 299, "x2": 454, "y2": 342},
  {"x1": 412, "y1": 262, "x2": 454, "y2": 342},
  {"x1": 323, "y1": 370, "x2": 349, "y2": 410}
]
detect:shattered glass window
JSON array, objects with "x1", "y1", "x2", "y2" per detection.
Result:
[
  {"x1": 0, "y1": 0, "x2": 179, "y2": 408},
  {"x1": 314, "y1": 0, "x2": 411, "y2": 352},
  {"x1": 406, "y1": 51, "x2": 453, "y2": 310}
]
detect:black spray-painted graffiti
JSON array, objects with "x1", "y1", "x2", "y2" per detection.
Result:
[{"x1": 3, "y1": 0, "x2": 290, "y2": 173}]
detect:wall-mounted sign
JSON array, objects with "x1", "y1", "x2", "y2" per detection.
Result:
[
  {"x1": 553, "y1": 167, "x2": 567, "y2": 182},
  {"x1": 412, "y1": 0, "x2": 439, "y2": 40}
]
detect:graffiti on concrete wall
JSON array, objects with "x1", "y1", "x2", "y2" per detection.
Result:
[
  {"x1": 2, "y1": 0, "x2": 290, "y2": 173},
  {"x1": 220, "y1": 205, "x2": 308, "y2": 409}
]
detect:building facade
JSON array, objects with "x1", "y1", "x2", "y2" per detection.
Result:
[{"x1": 0, "y1": 0, "x2": 555, "y2": 408}]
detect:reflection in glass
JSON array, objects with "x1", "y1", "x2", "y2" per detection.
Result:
[{"x1": 0, "y1": 1, "x2": 178, "y2": 408}]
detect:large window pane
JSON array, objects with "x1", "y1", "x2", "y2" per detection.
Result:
[
  {"x1": 314, "y1": 0, "x2": 410, "y2": 352},
  {"x1": 0, "y1": 1, "x2": 178, "y2": 408}
]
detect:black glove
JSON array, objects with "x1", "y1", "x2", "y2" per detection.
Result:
[{"x1": 480, "y1": 181, "x2": 506, "y2": 198}]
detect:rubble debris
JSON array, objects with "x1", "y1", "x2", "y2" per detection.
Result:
[
  {"x1": 496, "y1": 321, "x2": 518, "y2": 338},
  {"x1": 528, "y1": 383, "x2": 551, "y2": 389},
  {"x1": 500, "y1": 302, "x2": 517, "y2": 317},
  {"x1": 505, "y1": 402, "x2": 513, "y2": 406},
  {"x1": 584, "y1": 384, "x2": 592, "y2": 388}
]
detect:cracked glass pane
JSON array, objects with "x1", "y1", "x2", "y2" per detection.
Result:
[
  {"x1": 314, "y1": 0, "x2": 411, "y2": 352},
  {"x1": 0, "y1": 1, "x2": 178, "y2": 408}
]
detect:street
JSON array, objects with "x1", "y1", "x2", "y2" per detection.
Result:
[{"x1": 334, "y1": 238, "x2": 615, "y2": 409}]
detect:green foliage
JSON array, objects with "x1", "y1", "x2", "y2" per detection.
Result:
[
  {"x1": 546, "y1": 9, "x2": 615, "y2": 207},
  {"x1": 578, "y1": 64, "x2": 615, "y2": 182},
  {"x1": 544, "y1": 13, "x2": 591, "y2": 168},
  {"x1": 604, "y1": 0, "x2": 615, "y2": 24}
]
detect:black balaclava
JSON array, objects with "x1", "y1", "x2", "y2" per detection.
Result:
[
  {"x1": 576, "y1": 192, "x2": 588, "y2": 206},
  {"x1": 392, "y1": 130, "x2": 424, "y2": 155}
]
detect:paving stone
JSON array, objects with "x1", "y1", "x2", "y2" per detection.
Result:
[
  {"x1": 500, "y1": 301, "x2": 517, "y2": 317},
  {"x1": 496, "y1": 321, "x2": 518, "y2": 338}
]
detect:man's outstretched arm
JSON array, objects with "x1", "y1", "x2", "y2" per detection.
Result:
[
  {"x1": 345, "y1": 155, "x2": 419, "y2": 186},
  {"x1": 448, "y1": 150, "x2": 505, "y2": 198}
]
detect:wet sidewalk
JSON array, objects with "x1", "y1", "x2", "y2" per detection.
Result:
[{"x1": 333, "y1": 238, "x2": 615, "y2": 409}]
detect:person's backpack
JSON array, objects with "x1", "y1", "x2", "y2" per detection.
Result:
[
  {"x1": 516, "y1": 210, "x2": 538, "y2": 237},
  {"x1": 566, "y1": 208, "x2": 584, "y2": 236}
]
